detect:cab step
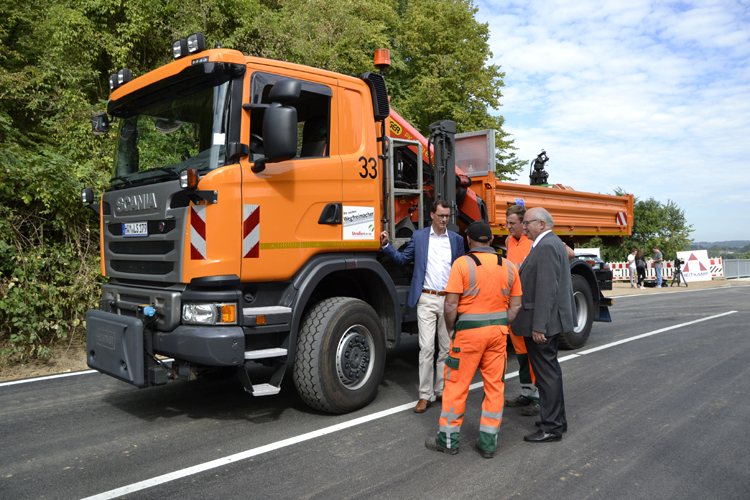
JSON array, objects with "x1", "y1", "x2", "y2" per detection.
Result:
[
  {"x1": 237, "y1": 356, "x2": 286, "y2": 397},
  {"x1": 249, "y1": 383, "x2": 281, "y2": 396}
]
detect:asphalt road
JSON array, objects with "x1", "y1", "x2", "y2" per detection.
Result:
[{"x1": 2, "y1": 284, "x2": 749, "y2": 500}]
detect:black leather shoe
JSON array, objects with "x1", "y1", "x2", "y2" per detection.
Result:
[
  {"x1": 535, "y1": 420, "x2": 567, "y2": 433},
  {"x1": 524, "y1": 430, "x2": 562, "y2": 442}
]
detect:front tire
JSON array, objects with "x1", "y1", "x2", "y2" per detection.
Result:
[
  {"x1": 560, "y1": 275, "x2": 594, "y2": 350},
  {"x1": 293, "y1": 297, "x2": 385, "y2": 413}
]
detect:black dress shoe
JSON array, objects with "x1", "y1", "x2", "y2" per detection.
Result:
[
  {"x1": 535, "y1": 420, "x2": 567, "y2": 433},
  {"x1": 524, "y1": 430, "x2": 562, "y2": 443}
]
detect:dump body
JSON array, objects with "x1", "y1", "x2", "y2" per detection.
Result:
[{"x1": 472, "y1": 171, "x2": 634, "y2": 244}]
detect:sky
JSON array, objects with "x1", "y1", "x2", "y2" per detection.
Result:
[{"x1": 474, "y1": 0, "x2": 750, "y2": 243}]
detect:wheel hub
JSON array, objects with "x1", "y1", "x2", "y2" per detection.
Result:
[
  {"x1": 573, "y1": 291, "x2": 588, "y2": 334},
  {"x1": 336, "y1": 326, "x2": 374, "y2": 390}
]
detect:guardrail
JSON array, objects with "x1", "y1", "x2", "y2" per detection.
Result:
[{"x1": 723, "y1": 259, "x2": 750, "y2": 279}]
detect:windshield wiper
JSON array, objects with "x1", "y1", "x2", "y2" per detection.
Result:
[
  {"x1": 141, "y1": 166, "x2": 180, "y2": 179},
  {"x1": 111, "y1": 176, "x2": 132, "y2": 186}
]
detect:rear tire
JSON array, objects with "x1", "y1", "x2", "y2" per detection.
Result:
[
  {"x1": 293, "y1": 297, "x2": 385, "y2": 413},
  {"x1": 560, "y1": 275, "x2": 594, "y2": 350}
]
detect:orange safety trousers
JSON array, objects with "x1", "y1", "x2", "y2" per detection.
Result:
[
  {"x1": 509, "y1": 325, "x2": 536, "y2": 385},
  {"x1": 437, "y1": 325, "x2": 507, "y2": 453}
]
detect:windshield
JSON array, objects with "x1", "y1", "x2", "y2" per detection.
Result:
[{"x1": 112, "y1": 81, "x2": 230, "y2": 186}]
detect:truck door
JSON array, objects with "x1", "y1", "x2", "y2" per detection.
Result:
[
  {"x1": 240, "y1": 70, "x2": 342, "y2": 282},
  {"x1": 338, "y1": 82, "x2": 382, "y2": 250}
]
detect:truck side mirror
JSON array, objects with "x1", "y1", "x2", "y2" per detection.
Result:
[
  {"x1": 268, "y1": 79, "x2": 301, "y2": 103},
  {"x1": 92, "y1": 113, "x2": 110, "y2": 135},
  {"x1": 253, "y1": 105, "x2": 298, "y2": 173}
]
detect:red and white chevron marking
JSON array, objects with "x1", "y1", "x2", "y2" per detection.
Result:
[
  {"x1": 616, "y1": 212, "x2": 627, "y2": 226},
  {"x1": 710, "y1": 258, "x2": 724, "y2": 277},
  {"x1": 243, "y1": 204, "x2": 260, "y2": 258},
  {"x1": 190, "y1": 205, "x2": 207, "y2": 260}
]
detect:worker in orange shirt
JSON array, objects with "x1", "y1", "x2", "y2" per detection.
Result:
[
  {"x1": 425, "y1": 221, "x2": 522, "y2": 458},
  {"x1": 504, "y1": 205, "x2": 539, "y2": 416}
]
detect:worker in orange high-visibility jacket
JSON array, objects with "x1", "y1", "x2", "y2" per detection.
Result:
[
  {"x1": 504, "y1": 205, "x2": 539, "y2": 416},
  {"x1": 425, "y1": 221, "x2": 522, "y2": 458}
]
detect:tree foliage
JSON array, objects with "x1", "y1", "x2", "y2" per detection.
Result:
[
  {"x1": 584, "y1": 189, "x2": 694, "y2": 262},
  {"x1": 0, "y1": 0, "x2": 518, "y2": 358}
]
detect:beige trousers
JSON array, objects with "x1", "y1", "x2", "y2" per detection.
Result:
[{"x1": 416, "y1": 293, "x2": 451, "y2": 400}]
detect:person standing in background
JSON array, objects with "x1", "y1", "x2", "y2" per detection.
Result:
[
  {"x1": 503, "y1": 205, "x2": 539, "y2": 417},
  {"x1": 636, "y1": 249, "x2": 646, "y2": 289},
  {"x1": 653, "y1": 246, "x2": 664, "y2": 287},
  {"x1": 627, "y1": 248, "x2": 637, "y2": 288}
]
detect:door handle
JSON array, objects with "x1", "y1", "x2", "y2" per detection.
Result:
[{"x1": 318, "y1": 203, "x2": 342, "y2": 224}]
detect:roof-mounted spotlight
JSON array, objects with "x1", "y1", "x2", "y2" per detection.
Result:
[
  {"x1": 187, "y1": 33, "x2": 206, "y2": 55},
  {"x1": 172, "y1": 39, "x2": 188, "y2": 59},
  {"x1": 108, "y1": 68, "x2": 132, "y2": 91}
]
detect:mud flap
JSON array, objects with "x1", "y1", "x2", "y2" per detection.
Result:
[{"x1": 86, "y1": 310, "x2": 146, "y2": 387}]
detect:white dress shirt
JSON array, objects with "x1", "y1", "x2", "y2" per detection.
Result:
[
  {"x1": 531, "y1": 229, "x2": 553, "y2": 249},
  {"x1": 423, "y1": 226, "x2": 452, "y2": 291}
]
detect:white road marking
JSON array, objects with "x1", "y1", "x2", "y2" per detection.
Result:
[
  {"x1": 0, "y1": 370, "x2": 98, "y2": 387},
  {"x1": 79, "y1": 310, "x2": 738, "y2": 500},
  {"x1": 0, "y1": 359, "x2": 174, "y2": 388}
]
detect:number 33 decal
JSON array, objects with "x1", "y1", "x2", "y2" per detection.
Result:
[{"x1": 358, "y1": 156, "x2": 377, "y2": 179}]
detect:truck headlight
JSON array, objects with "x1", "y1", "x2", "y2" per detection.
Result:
[{"x1": 182, "y1": 303, "x2": 236, "y2": 325}]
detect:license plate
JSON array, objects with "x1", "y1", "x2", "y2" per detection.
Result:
[{"x1": 122, "y1": 222, "x2": 148, "y2": 237}]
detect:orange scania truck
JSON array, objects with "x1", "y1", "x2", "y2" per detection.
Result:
[{"x1": 82, "y1": 34, "x2": 632, "y2": 413}]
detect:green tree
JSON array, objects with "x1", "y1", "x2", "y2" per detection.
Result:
[
  {"x1": 583, "y1": 189, "x2": 694, "y2": 262},
  {"x1": 386, "y1": 0, "x2": 524, "y2": 179}
]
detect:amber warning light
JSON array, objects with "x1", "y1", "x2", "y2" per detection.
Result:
[{"x1": 374, "y1": 49, "x2": 391, "y2": 73}]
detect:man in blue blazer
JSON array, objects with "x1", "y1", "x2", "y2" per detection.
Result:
[{"x1": 380, "y1": 200, "x2": 465, "y2": 412}]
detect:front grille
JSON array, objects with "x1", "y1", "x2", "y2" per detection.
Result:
[
  {"x1": 111, "y1": 260, "x2": 175, "y2": 275},
  {"x1": 102, "y1": 183, "x2": 186, "y2": 283},
  {"x1": 109, "y1": 241, "x2": 175, "y2": 255},
  {"x1": 119, "y1": 293, "x2": 151, "y2": 304}
]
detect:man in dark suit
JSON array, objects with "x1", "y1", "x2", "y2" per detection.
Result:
[
  {"x1": 512, "y1": 207, "x2": 575, "y2": 442},
  {"x1": 381, "y1": 200, "x2": 465, "y2": 412}
]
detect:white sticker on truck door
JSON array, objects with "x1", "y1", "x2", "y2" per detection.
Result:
[{"x1": 343, "y1": 206, "x2": 375, "y2": 240}]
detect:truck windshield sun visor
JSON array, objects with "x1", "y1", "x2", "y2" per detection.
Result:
[{"x1": 106, "y1": 63, "x2": 245, "y2": 187}]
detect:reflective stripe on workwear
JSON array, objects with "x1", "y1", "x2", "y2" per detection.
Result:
[
  {"x1": 437, "y1": 405, "x2": 462, "y2": 449},
  {"x1": 462, "y1": 253, "x2": 511, "y2": 298},
  {"x1": 462, "y1": 254, "x2": 480, "y2": 297},
  {"x1": 455, "y1": 311, "x2": 508, "y2": 331},
  {"x1": 438, "y1": 427, "x2": 460, "y2": 449},
  {"x1": 479, "y1": 424, "x2": 499, "y2": 435},
  {"x1": 441, "y1": 409, "x2": 464, "y2": 423},
  {"x1": 503, "y1": 264, "x2": 515, "y2": 296},
  {"x1": 481, "y1": 409, "x2": 503, "y2": 421}
]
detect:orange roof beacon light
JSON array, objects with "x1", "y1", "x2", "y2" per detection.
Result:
[{"x1": 374, "y1": 49, "x2": 391, "y2": 74}]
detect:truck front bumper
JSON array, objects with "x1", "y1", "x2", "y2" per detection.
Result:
[
  {"x1": 155, "y1": 325, "x2": 244, "y2": 367},
  {"x1": 86, "y1": 310, "x2": 245, "y2": 388}
]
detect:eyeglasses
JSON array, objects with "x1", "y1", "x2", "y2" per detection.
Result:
[
  {"x1": 522, "y1": 219, "x2": 540, "y2": 226},
  {"x1": 434, "y1": 214, "x2": 450, "y2": 219}
]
